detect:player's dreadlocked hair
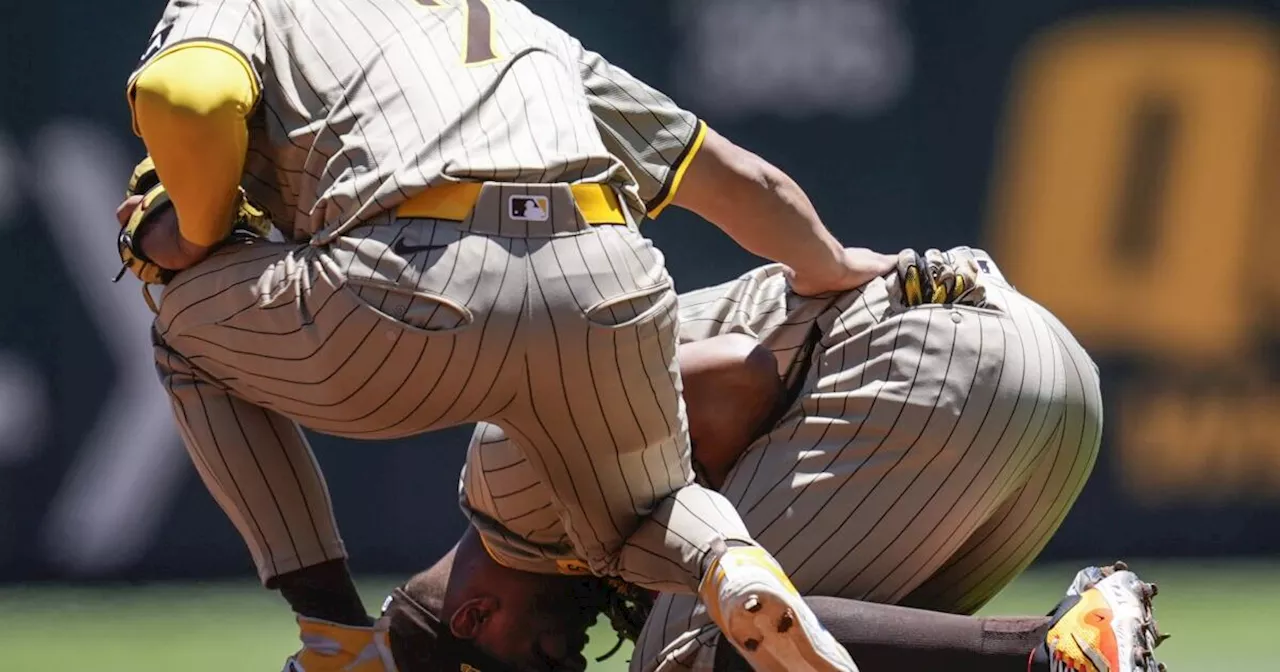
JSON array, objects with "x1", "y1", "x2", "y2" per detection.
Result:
[{"x1": 596, "y1": 578, "x2": 658, "y2": 661}]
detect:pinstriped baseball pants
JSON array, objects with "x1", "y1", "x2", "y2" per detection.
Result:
[
  {"x1": 634, "y1": 254, "x2": 1103, "y2": 671},
  {"x1": 150, "y1": 183, "x2": 750, "y2": 591}
]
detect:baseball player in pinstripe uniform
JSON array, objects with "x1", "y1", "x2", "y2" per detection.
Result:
[
  {"x1": 112, "y1": 1, "x2": 900, "y2": 670},
  {"x1": 632, "y1": 249, "x2": 1167, "y2": 672},
  {"x1": 387, "y1": 248, "x2": 1166, "y2": 672}
]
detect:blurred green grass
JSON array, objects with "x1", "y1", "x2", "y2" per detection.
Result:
[{"x1": 2, "y1": 560, "x2": 1271, "y2": 671}]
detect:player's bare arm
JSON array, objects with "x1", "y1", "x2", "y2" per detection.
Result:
[
  {"x1": 673, "y1": 128, "x2": 896, "y2": 296},
  {"x1": 577, "y1": 48, "x2": 891, "y2": 297}
]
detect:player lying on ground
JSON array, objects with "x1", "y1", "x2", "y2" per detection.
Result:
[
  {"x1": 117, "y1": 1, "x2": 891, "y2": 670},
  {"x1": 378, "y1": 251, "x2": 1168, "y2": 672},
  {"x1": 388, "y1": 539, "x2": 1161, "y2": 672}
]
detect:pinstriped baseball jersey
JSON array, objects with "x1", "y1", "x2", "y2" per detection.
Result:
[
  {"x1": 131, "y1": 0, "x2": 761, "y2": 596},
  {"x1": 130, "y1": 0, "x2": 705, "y2": 243},
  {"x1": 461, "y1": 248, "x2": 1103, "y2": 672}
]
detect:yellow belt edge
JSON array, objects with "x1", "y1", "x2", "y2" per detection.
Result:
[{"x1": 395, "y1": 182, "x2": 626, "y2": 225}]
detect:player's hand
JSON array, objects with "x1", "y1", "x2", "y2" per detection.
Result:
[
  {"x1": 785, "y1": 247, "x2": 897, "y2": 297},
  {"x1": 116, "y1": 194, "x2": 213, "y2": 272}
]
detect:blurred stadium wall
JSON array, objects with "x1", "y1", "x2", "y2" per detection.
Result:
[{"x1": 0, "y1": 0, "x2": 1276, "y2": 583}]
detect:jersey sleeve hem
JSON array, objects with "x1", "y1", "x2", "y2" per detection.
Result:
[
  {"x1": 126, "y1": 38, "x2": 263, "y2": 138},
  {"x1": 644, "y1": 119, "x2": 708, "y2": 220}
]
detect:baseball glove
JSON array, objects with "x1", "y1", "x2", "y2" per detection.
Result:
[
  {"x1": 114, "y1": 156, "x2": 272, "y2": 312},
  {"x1": 896, "y1": 247, "x2": 986, "y2": 308}
]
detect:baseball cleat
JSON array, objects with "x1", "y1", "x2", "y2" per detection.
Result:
[
  {"x1": 1032, "y1": 561, "x2": 1169, "y2": 672},
  {"x1": 283, "y1": 614, "x2": 398, "y2": 672},
  {"x1": 700, "y1": 546, "x2": 859, "y2": 672}
]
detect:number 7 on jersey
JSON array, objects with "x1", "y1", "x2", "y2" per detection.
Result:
[{"x1": 416, "y1": 0, "x2": 501, "y2": 66}]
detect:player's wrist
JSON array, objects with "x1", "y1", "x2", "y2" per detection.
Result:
[
  {"x1": 788, "y1": 247, "x2": 896, "y2": 297},
  {"x1": 175, "y1": 232, "x2": 215, "y2": 265},
  {"x1": 137, "y1": 210, "x2": 210, "y2": 271},
  {"x1": 787, "y1": 258, "x2": 848, "y2": 297}
]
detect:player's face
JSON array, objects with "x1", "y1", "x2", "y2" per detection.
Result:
[{"x1": 471, "y1": 575, "x2": 603, "y2": 672}]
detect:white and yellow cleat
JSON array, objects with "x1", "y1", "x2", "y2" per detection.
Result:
[
  {"x1": 282, "y1": 615, "x2": 398, "y2": 672},
  {"x1": 699, "y1": 546, "x2": 859, "y2": 672},
  {"x1": 1034, "y1": 561, "x2": 1169, "y2": 672}
]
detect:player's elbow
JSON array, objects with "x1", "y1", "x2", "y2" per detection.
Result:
[{"x1": 132, "y1": 45, "x2": 258, "y2": 127}]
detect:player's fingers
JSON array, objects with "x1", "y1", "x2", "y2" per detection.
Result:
[
  {"x1": 896, "y1": 248, "x2": 927, "y2": 306},
  {"x1": 923, "y1": 248, "x2": 953, "y2": 302},
  {"x1": 117, "y1": 194, "x2": 145, "y2": 227},
  {"x1": 843, "y1": 247, "x2": 897, "y2": 277},
  {"x1": 951, "y1": 256, "x2": 980, "y2": 302},
  {"x1": 943, "y1": 250, "x2": 982, "y2": 303}
]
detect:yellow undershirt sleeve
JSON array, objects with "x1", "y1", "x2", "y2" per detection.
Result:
[{"x1": 130, "y1": 42, "x2": 260, "y2": 247}]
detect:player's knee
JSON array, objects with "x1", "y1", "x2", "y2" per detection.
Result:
[
  {"x1": 680, "y1": 333, "x2": 776, "y2": 382},
  {"x1": 680, "y1": 334, "x2": 783, "y2": 487},
  {"x1": 680, "y1": 334, "x2": 781, "y2": 416}
]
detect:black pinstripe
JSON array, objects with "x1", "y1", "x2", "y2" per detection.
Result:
[
  {"x1": 755, "y1": 312, "x2": 928, "y2": 568},
  {"x1": 362, "y1": 238, "x2": 515, "y2": 436},
  {"x1": 605, "y1": 229, "x2": 684, "y2": 495},
  {"x1": 880, "y1": 305, "x2": 1048, "y2": 601},
  {"x1": 225, "y1": 398, "x2": 301, "y2": 564},
  {"x1": 839, "y1": 313, "x2": 1006, "y2": 598},
  {"x1": 161, "y1": 345, "x2": 281, "y2": 577},
  {"x1": 890, "y1": 303, "x2": 1063, "y2": 606},
  {"x1": 523, "y1": 254, "x2": 620, "y2": 554},
  {"x1": 904, "y1": 311, "x2": 1100, "y2": 613},
  {"x1": 818, "y1": 311, "x2": 971, "y2": 592},
  {"x1": 781, "y1": 317, "x2": 950, "y2": 592},
  {"x1": 549, "y1": 232, "x2": 642, "y2": 515},
  {"x1": 263, "y1": 412, "x2": 329, "y2": 562}
]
